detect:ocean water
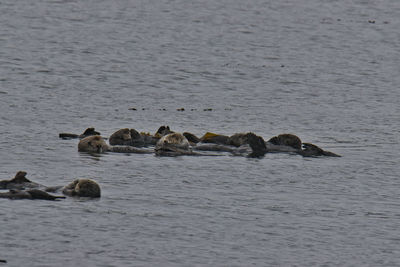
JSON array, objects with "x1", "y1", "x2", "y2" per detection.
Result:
[{"x1": 1, "y1": 0, "x2": 400, "y2": 266}]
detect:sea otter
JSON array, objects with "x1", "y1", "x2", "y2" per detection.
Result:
[
  {"x1": 299, "y1": 143, "x2": 341, "y2": 157},
  {"x1": 0, "y1": 171, "x2": 41, "y2": 190},
  {"x1": 78, "y1": 135, "x2": 153, "y2": 154},
  {"x1": 108, "y1": 126, "x2": 174, "y2": 147},
  {"x1": 155, "y1": 132, "x2": 194, "y2": 156},
  {"x1": 179, "y1": 132, "x2": 255, "y2": 154},
  {"x1": 59, "y1": 127, "x2": 100, "y2": 139},
  {"x1": 247, "y1": 133, "x2": 341, "y2": 157},
  {"x1": 267, "y1": 133, "x2": 302, "y2": 150},
  {"x1": 0, "y1": 172, "x2": 101, "y2": 200},
  {"x1": 155, "y1": 132, "x2": 266, "y2": 157},
  {"x1": 0, "y1": 189, "x2": 66, "y2": 200},
  {"x1": 62, "y1": 179, "x2": 101, "y2": 198},
  {"x1": 109, "y1": 128, "x2": 154, "y2": 147},
  {"x1": 185, "y1": 132, "x2": 252, "y2": 148}
]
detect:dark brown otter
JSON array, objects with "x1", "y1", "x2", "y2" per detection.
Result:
[
  {"x1": 0, "y1": 171, "x2": 102, "y2": 200},
  {"x1": 0, "y1": 171, "x2": 40, "y2": 190},
  {"x1": 0, "y1": 189, "x2": 65, "y2": 200},
  {"x1": 78, "y1": 135, "x2": 153, "y2": 154},
  {"x1": 267, "y1": 134, "x2": 302, "y2": 150},
  {"x1": 59, "y1": 127, "x2": 100, "y2": 139}
]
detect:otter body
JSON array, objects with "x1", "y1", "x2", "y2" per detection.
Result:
[
  {"x1": 78, "y1": 136, "x2": 153, "y2": 154},
  {"x1": 249, "y1": 133, "x2": 341, "y2": 157},
  {"x1": 0, "y1": 172, "x2": 101, "y2": 200},
  {"x1": 0, "y1": 171, "x2": 43, "y2": 190},
  {"x1": 76, "y1": 130, "x2": 340, "y2": 158},
  {"x1": 59, "y1": 127, "x2": 100, "y2": 139},
  {"x1": 109, "y1": 128, "x2": 151, "y2": 147},
  {"x1": 0, "y1": 189, "x2": 65, "y2": 200},
  {"x1": 155, "y1": 132, "x2": 195, "y2": 156}
]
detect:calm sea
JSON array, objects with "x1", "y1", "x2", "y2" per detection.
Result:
[{"x1": 1, "y1": 0, "x2": 400, "y2": 266}]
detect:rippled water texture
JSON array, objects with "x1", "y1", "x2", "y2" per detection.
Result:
[{"x1": 1, "y1": 0, "x2": 400, "y2": 266}]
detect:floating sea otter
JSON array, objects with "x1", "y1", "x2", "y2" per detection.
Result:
[
  {"x1": 78, "y1": 135, "x2": 153, "y2": 154},
  {"x1": 0, "y1": 189, "x2": 66, "y2": 201},
  {"x1": 0, "y1": 171, "x2": 101, "y2": 200},
  {"x1": 155, "y1": 132, "x2": 264, "y2": 157},
  {"x1": 61, "y1": 179, "x2": 101, "y2": 198},
  {"x1": 182, "y1": 132, "x2": 340, "y2": 157},
  {"x1": 108, "y1": 125, "x2": 172, "y2": 147},
  {"x1": 59, "y1": 127, "x2": 100, "y2": 139},
  {"x1": 155, "y1": 132, "x2": 196, "y2": 156},
  {"x1": 251, "y1": 133, "x2": 341, "y2": 157},
  {"x1": 75, "y1": 128, "x2": 340, "y2": 158}
]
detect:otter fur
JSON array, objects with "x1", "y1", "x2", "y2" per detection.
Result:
[
  {"x1": 0, "y1": 189, "x2": 65, "y2": 200},
  {"x1": 59, "y1": 127, "x2": 100, "y2": 139},
  {"x1": 78, "y1": 135, "x2": 109, "y2": 153},
  {"x1": 109, "y1": 128, "x2": 132, "y2": 146},
  {"x1": 300, "y1": 143, "x2": 341, "y2": 157},
  {"x1": 248, "y1": 133, "x2": 340, "y2": 157},
  {"x1": 0, "y1": 171, "x2": 42, "y2": 190},
  {"x1": 155, "y1": 132, "x2": 191, "y2": 155},
  {"x1": 267, "y1": 134, "x2": 302, "y2": 150},
  {"x1": 78, "y1": 135, "x2": 153, "y2": 154},
  {"x1": 154, "y1": 125, "x2": 174, "y2": 138},
  {"x1": 0, "y1": 171, "x2": 101, "y2": 200},
  {"x1": 62, "y1": 179, "x2": 101, "y2": 198},
  {"x1": 228, "y1": 133, "x2": 251, "y2": 147}
]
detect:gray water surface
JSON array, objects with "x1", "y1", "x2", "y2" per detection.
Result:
[{"x1": 1, "y1": 0, "x2": 400, "y2": 266}]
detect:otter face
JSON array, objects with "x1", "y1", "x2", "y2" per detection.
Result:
[
  {"x1": 78, "y1": 136, "x2": 108, "y2": 153},
  {"x1": 156, "y1": 132, "x2": 190, "y2": 151}
]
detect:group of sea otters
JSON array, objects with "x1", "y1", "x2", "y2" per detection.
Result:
[{"x1": 0, "y1": 126, "x2": 340, "y2": 201}]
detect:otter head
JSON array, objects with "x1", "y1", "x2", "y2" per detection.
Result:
[
  {"x1": 78, "y1": 135, "x2": 108, "y2": 153},
  {"x1": 110, "y1": 128, "x2": 131, "y2": 141},
  {"x1": 63, "y1": 179, "x2": 101, "y2": 198},
  {"x1": 156, "y1": 132, "x2": 190, "y2": 151},
  {"x1": 268, "y1": 134, "x2": 302, "y2": 150}
]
